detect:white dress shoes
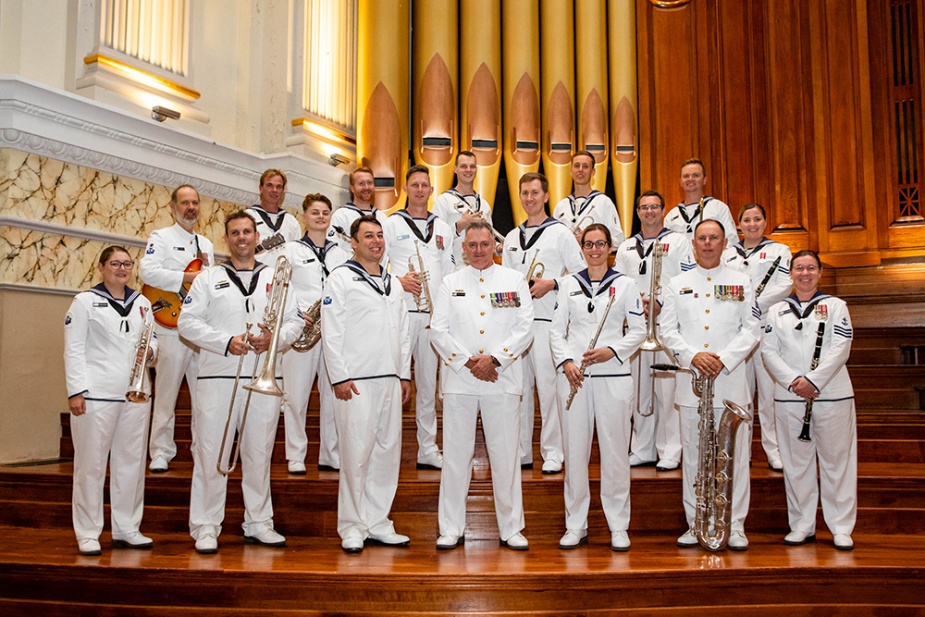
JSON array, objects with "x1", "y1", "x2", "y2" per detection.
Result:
[
  {"x1": 367, "y1": 532, "x2": 410, "y2": 547},
  {"x1": 629, "y1": 453, "x2": 655, "y2": 467},
  {"x1": 656, "y1": 458, "x2": 680, "y2": 471},
  {"x1": 611, "y1": 531, "x2": 631, "y2": 552},
  {"x1": 287, "y1": 461, "x2": 307, "y2": 475},
  {"x1": 558, "y1": 530, "x2": 588, "y2": 550},
  {"x1": 833, "y1": 533, "x2": 854, "y2": 551},
  {"x1": 341, "y1": 536, "x2": 364, "y2": 553},
  {"x1": 784, "y1": 530, "x2": 816, "y2": 546},
  {"x1": 541, "y1": 460, "x2": 563, "y2": 475},
  {"x1": 244, "y1": 528, "x2": 286, "y2": 547},
  {"x1": 112, "y1": 531, "x2": 153, "y2": 549},
  {"x1": 728, "y1": 530, "x2": 749, "y2": 551},
  {"x1": 149, "y1": 456, "x2": 169, "y2": 473},
  {"x1": 77, "y1": 538, "x2": 102, "y2": 556},
  {"x1": 768, "y1": 458, "x2": 784, "y2": 471},
  {"x1": 436, "y1": 534, "x2": 464, "y2": 550},
  {"x1": 500, "y1": 532, "x2": 529, "y2": 551},
  {"x1": 194, "y1": 534, "x2": 218, "y2": 554},
  {"x1": 416, "y1": 452, "x2": 444, "y2": 470},
  {"x1": 677, "y1": 530, "x2": 698, "y2": 548}
]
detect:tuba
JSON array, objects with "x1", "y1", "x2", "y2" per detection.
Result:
[
  {"x1": 126, "y1": 320, "x2": 155, "y2": 402},
  {"x1": 652, "y1": 363, "x2": 749, "y2": 551},
  {"x1": 291, "y1": 299, "x2": 322, "y2": 351},
  {"x1": 407, "y1": 242, "x2": 433, "y2": 314}
]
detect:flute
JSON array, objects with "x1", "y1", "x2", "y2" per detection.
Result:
[{"x1": 565, "y1": 291, "x2": 616, "y2": 411}]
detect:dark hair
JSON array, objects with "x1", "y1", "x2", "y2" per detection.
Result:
[
  {"x1": 456, "y1": 150, "x2": 476, "y2": 164},
  {"x1": 738, "y1": 202, "x2": 766, "y2": 221},
  {"x1": 693, "y1": 218, "x2": 726, "y2": 237},
  {"x1": 260, "y1": 169, "x2": 287, "y2": 188},
  {"x1": 225, "y1": 209, "x2": 257, "y2": 234},
  {"x1": 572, "y1": 150, "x2": 596, "y2": 165},
  {"x1": 406, "y1": 164, "x2": 430, "y2": 181},
  {"x1": 302, "y1": 193, "x2": 332, "y2": 212},
  {"x1": 791, "y1": 249, "x2": 822, "y2": 269},
  {"x1": 519, "y1": 171, "x2": 549, "y2": 193},
  {"x1": 171, "y1": 184, "x2": 199, "y2": 203},
  {"x1": 350, "y1": 214, "x2": 382, "y2": 239},
  {"x1": 636, "y1": 189, "x2": 665, "y2": 210},
  {"x1": 681, "y1": 158, "x2": 705, "y2": 176},
  {"x1": 580, "y1": 223, "x2": 612, "y2": 246},
  {"x1": 99, "y1": 245, "x2": 130, "y2": 265}
]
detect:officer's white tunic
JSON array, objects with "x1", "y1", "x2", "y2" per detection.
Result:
[
  {"x1": 430, "y1": 263, "x2": 534, "y2": 540},
  {"x1": 549, "y1": 270, "x2": 646, "y2": 533},
  {"x1": 761, "y1": 292, "x2": 856, "y2": 537},
  {"x1": 552, "y1": 191, "x2": 625, "y2": 247},
  {"x1": 65, "y1": 285, "x2": 158, "y2": 542},
  {"x1": 139, "y1": 223, "x2": 214, "y2": 464},
  {"x1": 663, "y1": 197, "x2": 738, "y2": 242},
  {"x1": 432, "y1": 189, "x2": 495, "y2": 269}
]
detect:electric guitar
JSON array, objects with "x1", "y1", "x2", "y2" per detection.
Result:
[{"x1": 141, "y1": 259, "x2": 203, "y2": 329}]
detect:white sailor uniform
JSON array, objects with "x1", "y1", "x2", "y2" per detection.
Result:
[
  {"x1": 280, "y1": 236, "x2": 349, "y2": 469},
  {"x1": 432, "y1": 188, "x2": 495, "y2": 269},
  {"x1": 64, "y1": 284, "x2": 158, "y2": 544},
  {"x1": 663, "y1": 197, "x2": 738, "y2": 242},
  {"x1": 246, "y1": 205, "x2": 302, "y2": 264},
  {"x1": 430, "y1": 263, "x2": 534, "y2": 541},
  {"x1": 321, "y1": 261, "x2": 411, "y2": 543},
  {"x1": 761, "y1": 292, "x2": 856, "y2": 539},
  {"x1": 549, "y1": 269, "x2": 646, "y2": 536},
  {"x1": 614, "y1": 228, "x2": 692, "y2": 466},
  {"x1": 327, "y1": 203, "x2": 389, "y2": 254},
  {"x1": 552, "y1": 191, "x2": 625, "y2": 247},
  {"x1": 139, "y1": 223, "x2": 214, "y2": 466},
  {"x1": 178, "y1": 261, "x2": 302, "y2": 542},
  {"x1": 502, "y1": 217, "x2": 586, "y2": 467}
]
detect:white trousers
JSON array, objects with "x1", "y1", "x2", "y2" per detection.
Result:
[
  {"x1": 775, "y1": 399, "x2": 857, "y2": 536},
  {"x1": 629, "y1": 348, "x2": 682, "y2": 463},
  {"x1": 281, "y1": 344, "x2": 338, "y2": 467},
  {"x1": 559, "y1": 374, "x2": 633, "y2": 533},
  {"x1": 335, "y1": 378, "x2": 403, "y2": 541},
  {"x1": 519, "y1": 321, "x2": 563, "y2": 465},
  {"x1": 71, "y1": 399, "x2": 149, "y2": 541},
  {"x1": 148, "y1": 328, "x2": 199, "y2": 462},
  {"x1": 189, "y1": 376, "x2": 280, "y2": 540},
  {"x1": 679, "y1": 404, "x2": 752, "y2": 533},
  {"x1": 746, "y1": 347, "x2": 781, "y2": 462},
  {"x1": 409, "y1": 312, "x2": 440, "y2": 459},
  {"x1": 439, "y1": 393, "x2": 524, "y2": 541}
]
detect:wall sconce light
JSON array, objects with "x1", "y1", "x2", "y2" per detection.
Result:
[
  {"x1": 328, "y1": 153, "x2": 350, "y2": 167},
  {"x1": 151, "y1": 105, "x2": 181, "y2": 122}
]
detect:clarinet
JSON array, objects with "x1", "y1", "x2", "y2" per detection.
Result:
[
  {"x1": 798, "y1": 321, "x2": 826, "y2": 442},
  {"x1": 754, "y1": 256, "x2": 782, "y2": 299}
]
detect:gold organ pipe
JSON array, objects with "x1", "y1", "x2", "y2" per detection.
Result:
[
  {"x1": 575, "y1": 0, "x2": 611, "y2": 193},
  {"x1": 540, "y1": 0, "x2": 576, "y2": 208},
  {"x1": 608, "y1": 0, "x2": 640, "y2": 236}
]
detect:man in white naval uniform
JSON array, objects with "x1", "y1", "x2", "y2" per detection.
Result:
[
  {"x1": 663, "y1": 158, "x2": 737, "y2": 242},
  {"x1": 383, "y1": 165, "x2": 454, "y2": 469},
  {"x1": 503, "y1": 172, "x2": 586, "y2": 474},
  {"x1": 432, "y1": 150, "x2": 499, "y2": 269},
  {"x1": 140, "y1": 184, "x2": 215, "y2": 473},
  {"x1": 322, "y1": 215, "x2": 412, "y2": 554},
  {"x1": 246, "y1": 169, "x2": 302, "y2": 263},
  {"x1": 279, "y1": 193, "x2": 349, "y2": 475},
  {"x1": 178, "y1": 211, "x2": 302, "y2": 555},
  {"x1": 660, "y1": 219, "x2": 760, "y2": 551},
  {"x1": 613, "y1": 190, "x2": 692, "y2": 471},
  {"x1": 431, "y1": 221, "x2": 535, "y2": 551},
  {"x1": 552, "y1": 150, "x2": 624, "y2": 247},
  {"x1": 328, "y1": 167, "x2": 389, "y2": 253}
]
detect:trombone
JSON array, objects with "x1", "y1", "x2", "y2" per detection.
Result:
[
  {"x1": 216, "y1": 255, "x2": 292, "y2": 476},
  {"x1": 636, "y1": 242, "x2": 669, "y2": 417}
]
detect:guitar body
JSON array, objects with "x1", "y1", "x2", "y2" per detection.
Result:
[{"x1": 141, "y1": 258, "x2": 203, "y2": 329}]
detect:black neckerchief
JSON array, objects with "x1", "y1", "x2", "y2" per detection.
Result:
[
  {"x1": 298, "y1": 234, "x2": 337, "y2": 278},
  {"x1": 677, "y1": 197, "x2": 713, "y2": 231},
  {"x1": 633, "y1": 228, "x2": 672, "y2": 274},
  {"x1": 340, "y1": 260, "x2": 391, "y2": 296},
  {"x1": 568, "y1": 190, "x2": 603, "y2": 217},
  {"x1": 733, "y1": 237, "x2": 774, "y2": 262},
  {"x1": 344, "y1": 202, "x2": 376, "y2": 217},
  {"x1": 574, "y1": 268, "x2": 621, "y2": 312},
  {"x1": 218, "y1": 261, "x2": 268, "y2": 314},
  {"x1": 447, "y1": 189, "x2": 481, "y2": 215},
  {"x1": 90, "y1": 284, "x2": 139, "y2": 331},
  {"x1": 784, "y1": 291, "x2": 829, "y2": 329},
  {"x1": 518, "y1": 217, "x2": 561, "y2": 265},
  {"x1": 248, "y1": 205, "x2": 288, "y2": 233},
  {"x1": 394, "y1": 208, "x2": 436, "y2": 244}
]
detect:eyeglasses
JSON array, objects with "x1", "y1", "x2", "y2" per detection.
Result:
[
  {"x1": 107, "y1": 261, "x2": 134, "y2": 269},
  {"x1": 792, "y1": 264, "x2": 819, "y2": 273},
  {"x1": 582, "y1": 240, "x2": 609, "y2": 250},
  {"x1": 638, "y1": 205, "x2": 662, "y2": 212}
]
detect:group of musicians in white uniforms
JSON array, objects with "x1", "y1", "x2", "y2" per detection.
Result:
[{"x1": 64, "y1": 158, "x2": 857, "y2": 556}]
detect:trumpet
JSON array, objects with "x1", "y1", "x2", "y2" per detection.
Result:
[
  {"x1": 126, "y1": 320, "x2": 155, "y2": 403},
  {"x1": 407, "y1": 242, "x2": 433, "y2": 314},
  {"x1": 217, "y1": 255, "x2": 292, "y2": 476},
  {"x1": 636, "y1": 242, "x2": 669, "y2": 418},
  {"x1": 453, "y1": 202, "x2": 505, "y2": 244},
  {"x1": 565, "y1": 213, "x2": 595, "y2": 236},
  {"x1": 291, "y1": 299, "x2": 322, "y2": 351},
  {"x1": 525, "y1": 254, "x2": 546, "y2": 286}
]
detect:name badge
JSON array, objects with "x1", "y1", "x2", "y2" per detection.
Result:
[
  {"x1": 215, "y1": 281, "x2": 230, "y2": 290},
  {"x1": 569, "y1": 290, "x2": 583, "y2": 296},
  {"x1": 679, "y1": 288, "x2": 693, "y2": 295},
  {"x1": 173, "y1": 246, "x2": 186, "y2": 251},
  {"x1": 397, "y1": 234, "x2": 410, "y2": 241},
  {"x1": 92, "y1": 302, "x2": 108, "y2": 308},
  {"x1": 452, "y1": 290, "x2": 466, "y2": 297}
]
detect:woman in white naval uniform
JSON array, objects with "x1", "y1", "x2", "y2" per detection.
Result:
[
  {"x1": 723, "y1": 203, "x2": 792, "y2": 471},
  {"x1": 761, "y1": 250, "x2": 857, "y2": 550},
  {"x1": 280, "y1": 194, "x2": 348, "y2": 474},
  {"x1": 550, "y1": 225, "x2": 646, "y2": 551},
  {"x1": 65, "y1": 246, "x2": 158, "y2": 556}
]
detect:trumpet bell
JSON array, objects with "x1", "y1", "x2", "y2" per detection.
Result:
[
  {"x1": 126, "y1": 391, "x2": 150, "y2": 403},
  {"x1": 243, "y1": 370, "x2": 284, "y2": 397}
]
